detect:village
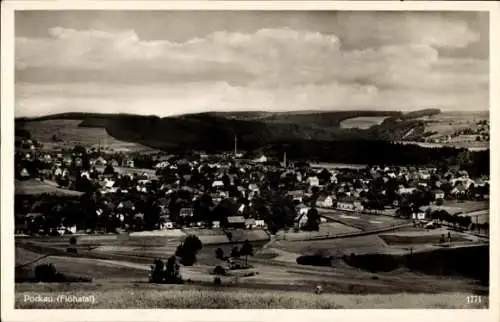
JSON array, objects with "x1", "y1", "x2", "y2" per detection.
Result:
[{"x1": 14, "y1": 134, "x2": 490, "y2": 238}]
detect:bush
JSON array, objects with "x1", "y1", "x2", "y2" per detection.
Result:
[
  {"x1": 213, "y1": 277, "x2": 222, "y2": 285},
  {"x1": 215, "y1": 248, "x2": 224, "y2": 260},
  {"x1": 213, "y1": 265, "x2": 227, "y2": 276},
  {"x1": 66, "y1": 247, "x2": 78, "y2": 254},
  {"x1": 149, "y1": 257, "x2": 183, "y2": 284},
  {"x1": 296, "y1": 254, "x2": 333, "y2": 267},
  {"x1": 34, "y1": 263, "x2": 58, "y2": 282},
  {"x1": 69, "y1": 236, "x2": 77, "y2": 245}
]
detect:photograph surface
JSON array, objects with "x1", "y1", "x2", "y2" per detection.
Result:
[{"x1": 5, "y1": 4, "x2": 494, "y2": 313}]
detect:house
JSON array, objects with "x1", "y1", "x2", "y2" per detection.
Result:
[
  {"x1": 296, "y1": 203, "x2": 310, "y2": 216},
  {"x1": 212, "y1": 180, "x2": 224, "y2": 188},
  {"x1": 337, "y1": 197, "x2": 363, "y2": 212},
  {"x1": 337, "y1": 198, "x2": 355, "y2": 211},
  {"x1": 155, "y1": 161, "x2": 169, "y2": 169},
  {"x1": 254, "y1": 155, "x2": 267, "y2": 163},
  {"x1": 398, "y1": 187, "x2": 417, "y2": 196},
  {"x1": 296, "y1": 213, "x2": 309, "y2": 229},
  {"x1": 179, "y1": 208, "x2": 194, "y2": 218},
  {"x1": 287, "y1": 190, "x2": 305, "y2": 202},
  {"x1": 451, "y1": 184, "x2": 467, "y2": 197},
  {"x1": 95, "y1": 156, "x2": 107, "y2": 166},
  {"x1": 316, "y1": 195, "x2": 335, "y2": 208},
  {"x1": 432, "y1": 189, "x2": 445, "y2": 200},
  {"x1": 307, "y1": 176, "x2": 320, "y2": 187},
  {"x1": 161, "y1": 221, "x2": 174, "y2": 230},
  {"x1": 248, "y1": 183, "x2": 260, "y2": 192},
  {"x1": 63, "y1": 156, "x2": 72, "y2": 165},
  {"x1": 20, "y1": 168, "x2": 30, "y2": 178},
  {"x1": 226, "y1": 215, "x2": 246, "y2": 229},
  {"x1": 254, "y1": 219, "x2": 266, "y2": 229},
  {"x1": 245, "y1": 219, "x2": 256, "y2": 229},
  {"x1": 412, "y1": 210, "x2": 427, "y2": 221},
  {"x1": 122, "y1": 158, "x2": 135, "y2": 168}
]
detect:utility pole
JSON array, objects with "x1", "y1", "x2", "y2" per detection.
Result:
[
  {"x1": 234, "y1": 135, "x2": 237, "y2": 157},
  {"x1": 283, "y1": 151, "x2": 287, "y2": 168}
]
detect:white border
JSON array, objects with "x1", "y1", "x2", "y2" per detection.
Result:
[{"x1": 2, "y1": 1, "x2": 499, "y2": 322}]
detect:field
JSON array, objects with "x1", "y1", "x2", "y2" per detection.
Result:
[
  {"x1": 14, "y1": 211, "x2": 489, "y2": 309},
  {"x1": 340, "y1": 116, "x2": 390, "y2": 130},
  {"x1": 15, "y1": 283, "x2": 488, "y2": 309},
  {"x1": 273, "y1": 235, "x2": 390, "y2": 256},
  {"x1": 17, "y1": 119, "x2": 158, "y2": 153},
  {"x1": 401, "y1": 111, "x2": 490, "y2": 150},
  {"x1": 441, "y1": 200, "x2": 489, "y2": 213},
  {"x1": 379, "y1": 232, "x2": 473, "y2": 246},
  {"x1": 15, "y1": 179, "x2": 84, "y2": 197},
  {"x1": 419, "y1": 111, "x2": 488, "y2": 137},
  {"x1": 319, "y1": 210, "x2": 411, "y2": 232}
]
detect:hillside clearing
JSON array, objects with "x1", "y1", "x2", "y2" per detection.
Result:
[{"x1": 340, "y1": 116, "x2": 390, "y2": 130}]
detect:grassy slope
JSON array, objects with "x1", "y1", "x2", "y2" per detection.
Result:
[{"x1": 15, "y1": 283, "x2": 488, "y2": 309}]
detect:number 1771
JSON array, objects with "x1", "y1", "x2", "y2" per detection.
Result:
[{"x1": 467, "y1": 295, "x2": 483, "y2": 304}]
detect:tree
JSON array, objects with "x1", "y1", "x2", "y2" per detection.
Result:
[
  {"x1": 215, "y1": 247, "x2": 224, "y2": 261},
  {"x1": 304, "y1": 208, "x2": 320, "y2": 231},
  {"x1": 230, "y1": 246, "x2": 240, "y2": 258},
  {"x1": 176, "y1": 235, "x2": 203, "y2": 266},
  {"x1": 104, "y1": 164, "x2": 115, "y2": 175},
  {"x1": 239, "y1": 239, "x2": 254, "y2": 267},
  {"x1": 318, "y1": 169, "x2": 332, "y2": 185},
  {"x1": 149, "y1": 258, "x2": 165, "y2": 283},
  {"x1": 165, "y1": 255, "x2": 183, "y2": 283}
]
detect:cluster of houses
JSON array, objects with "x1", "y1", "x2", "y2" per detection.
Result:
[{"x1": 15, "y1": 138, "x2": 490, "y2": 235}]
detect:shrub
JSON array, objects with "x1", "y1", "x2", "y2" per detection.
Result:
[
  {"x1": 149, "y1": 257, "x2": 184, "y2": 284},
  {"x1": 215, "y1": 248, "x2": 224, "y2": 260},
  {"x1": 34, "y1": 263, "x2": 58, "y2": 282},
  {"x1": 69, "y1": 236, "x2": 77, "y2": 245},
  {"x1": 213, "y1": 277, "x2": 222, "y2": 285},
  {"x1": 296, "y1": 255, "x2": 333, "y2": 267},
  {"x1": 213, "y1": 265, "x2": 227, "y2": 276},
  {"x1": 66, "y1": 247, "x2": 78, "y2": 254}
]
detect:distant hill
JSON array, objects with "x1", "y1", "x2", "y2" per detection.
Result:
[{"x1": 16, "y1": 109, "x2": 441, "y2": 152}]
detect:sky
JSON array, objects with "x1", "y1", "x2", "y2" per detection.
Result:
[{"x1": 15, "y1": 10, "x2": 489, "y2": 117}]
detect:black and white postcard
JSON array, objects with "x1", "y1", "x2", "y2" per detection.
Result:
[{"x1": 1, "y1": 1, "x2": 499, "y2": 322}]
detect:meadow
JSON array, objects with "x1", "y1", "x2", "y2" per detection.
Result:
[
  {"x1": 319, "y1": 210, "x2": 410, "y2": 232},
  {"x1": 15, "y1": 179, "x2": 84, "y2": 197},
  {"x1": 340, "y1": 116, "x2": 391, "y2": 130},
  {"x1": 17, "y1": 119, "x2": 157, "y2": 153},
  {"x1": 15, "y1": 283, "x2": 488, "y2": 309}
]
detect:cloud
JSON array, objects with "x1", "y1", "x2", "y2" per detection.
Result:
[
  {"x1": 334, "y1": 12, "x2": 481, "y2": 50},
  {"x1": 15, "y1": 21, "x2": 488, "y2": 116}
]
